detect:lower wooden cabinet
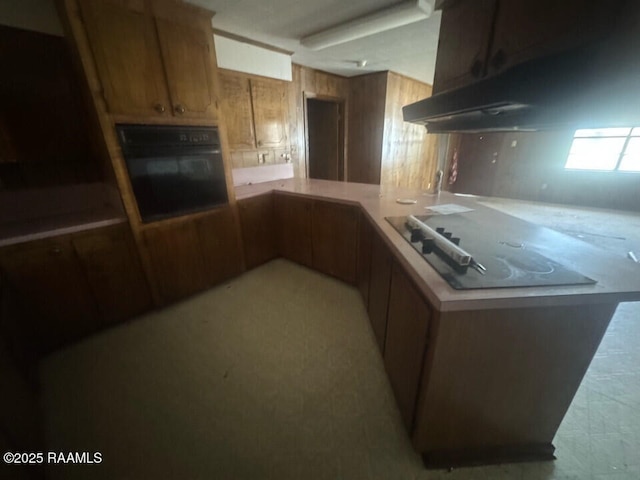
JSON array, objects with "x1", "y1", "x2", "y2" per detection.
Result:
[
  {"x1": 142, "y1": 206, "x2": 243, "y2": 304},
  {"x1": 0, "y1": 223, "x2": 152, "y2": 352},
  {"x1": 311, "y1": 200, "x2": 359, "y2": 284},
  {"x1": 356, "y1": 212, "x2": 373, "y2": 305},
  {"x1": 368, "y1": 229, "x2": 393, "y2": 353},
  {"x1": 238, "y1": 194, "x2": 277, "y2": 269},
  {"x1": 273, "y1": 194, "x2": 360, "y2": 284},
  {"x1": 274, "y1": 193, "x2": 313, "y2": 267},
  {"x1": 0, "y1": 238, "x2": 99, "y2": 351},
  {"x1": 384, "y1": 262, "x2": 431, "y2": 431},
  {"x1": 73, "y1": 225, "x2": 151, "y2": 324}
]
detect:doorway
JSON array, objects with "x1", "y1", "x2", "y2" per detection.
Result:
[{"x1": 305, "y1": 96, "x2": 345, "y2": 181}]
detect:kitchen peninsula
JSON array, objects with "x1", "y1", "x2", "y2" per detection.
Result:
[{"x1": 235, "y1": 178, "x2": 640, "y2": 467}]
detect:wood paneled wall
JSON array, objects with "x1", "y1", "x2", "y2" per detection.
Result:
[
  {"x1": 347, "y1": 71, "x2": 439, "y2": 189},
  {"x1": 381, "y1": 72, "x2": 439, "y2": 190},
  {"x1": 447, "y1": 130, "x2": 640, "y2": 212},
  {"x1": 346, "y1": 72, "x2": 388, "y2": 184}
]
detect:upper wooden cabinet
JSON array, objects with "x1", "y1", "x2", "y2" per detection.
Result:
[
  {"x1": 79, "y1": 0, "x2": 218, "y2": 120},
  {"x1": 251, "y1": 77, "x2": 288, "y2": 148},
  {"x1": 433, "y1": 0, "x2": 606, "y2": 94},
  {"x1": 218, "y1": 70, "x2": 289, "y2": 150},
  {"x1": 432, "y1": 0, "x2": 495, "y2": 94}
]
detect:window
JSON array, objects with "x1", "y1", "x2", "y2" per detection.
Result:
[{"x1": 564, "y1": 127, "x2": 640, "y2": 172}]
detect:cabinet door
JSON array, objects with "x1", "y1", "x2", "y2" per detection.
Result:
[
  {"x1": 155, "y1": 15, "x2": 218, "y2": 120},
  {"x1": 79, "y1": 0, "x2": 170, "y2": 117},
  {"x1": 219, "y1": 71, "x2": 256, "y2": 149},
  {"x1": 368, "y1": 231, "x2": 393, "y2": 353},
  {"x1": 384, "y1": 263, "x2": 431, "y2": 431},
  {"x1": 0, "y1": 239, "x2": 100, "y2": 351},
  {"x1": 238, "y1": 195, "x2": 277, "y2": 269},
  {"x1": 432, "y1": 0, "x2": 496, "y2": 94},
  {"x1": 72, "y1": 225, "x2": 152, "y2": 324},
  {"x1": 274, "y1": 193, "x2": 312, "y2": 267},
  {"x1": 488, "y1": 0, "x2": 601, "y2": 77},
  {"x1": 142, "y1": 221, "x2": 209, "y2": 304},
  {"x1": 356, "y1": 213, "x2": 373, "y2": 306},
  {"x1": 196, "y1": 207, "x2": 244, "y2": 286},
  {"x1": 251, "y1": 77, "x2": 288, "y2": 148},
  {"x1": 311, "y1": 200, "x2": 359, "y2": 284}
]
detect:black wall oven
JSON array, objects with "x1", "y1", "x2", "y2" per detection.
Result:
[{"x1": 116, "y1": 124, "x2": 228, "y2": 223}]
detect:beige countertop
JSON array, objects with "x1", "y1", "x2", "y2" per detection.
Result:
[
  {"x1": 0, "y1": 183, "x2": 127, "y2": 247},
  {"x1": 236, "y1": 178, "x2": 640, "y2": 312},
  {"x1": 0, "y1": 208, "x2": 127, "y2": 248}
]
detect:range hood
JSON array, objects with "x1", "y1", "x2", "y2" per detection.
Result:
[{"x1": 404, "y1": 26, "x2": 640, "y2": 133}]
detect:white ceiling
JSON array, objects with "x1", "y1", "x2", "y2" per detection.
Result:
[{"x1": 186, "y1": 0, "x2": 442, "y2": 84}]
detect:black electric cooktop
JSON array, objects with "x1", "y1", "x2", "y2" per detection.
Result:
[{"x1": 386, "y1": 214, "x2": 596, "y2": 290}]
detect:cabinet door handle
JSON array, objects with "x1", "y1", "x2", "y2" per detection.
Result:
[
  {"x1": 153, "y1": 103, "x2": 166, "y2": 114},
  {"x1": 490, "y1": 49, "x2": 507, "y2": 71},
  {"x1": 50, "y1": 247, "x2": 62, "y2": 255},
  {"x1": 470, "y1": 59, "x2": 484, "y2": 79},
  {"x1": 174, "y1": 104, "x2": 186, "y2": 114}
]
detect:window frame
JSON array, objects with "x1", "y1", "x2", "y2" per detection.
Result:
[{"x1": 564, "y1": 127, "x2": 640, "y2": 173}]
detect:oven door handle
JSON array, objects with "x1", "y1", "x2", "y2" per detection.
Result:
[{"x1": 120, "y1": 146, "x2": 222, "y2": 158}]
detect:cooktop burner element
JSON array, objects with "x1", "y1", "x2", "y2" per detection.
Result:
[{"x1": 386, "y1": 215, "x2": 597, "y2": 290}]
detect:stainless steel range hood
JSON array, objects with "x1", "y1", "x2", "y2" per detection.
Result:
[{"x1": 404, "y1": 11, "x2": 640, "y2": 133}]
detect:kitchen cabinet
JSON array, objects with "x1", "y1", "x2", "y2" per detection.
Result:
[
  {"x1": 72, "y1": 224, "x2": 152, "y2": 324},
  {"x1": 218, "y1": 70, "x2": 289, "y2": 150},
  {"x1": 384, "y1": 262, "x2": 431, "y2": 431},
  {"x1": 0, "y1": 223, "x2": 150, "y2": 352},
  {"x1": 238, "y1": 194, "x2": 278, "y2": 269},
  {"x1": 0, "y1": 237, "x2": 99, "y2": 351},
  {"x1": 367, "y1": 229, "x2": 393, "y2": 353},
  {"x1": 432, "y1": 0, "x2": 495, "y2": 94},
  {"x1": 251, "y1": 77, "x2": 288, "y2": 148},
  {"x1": 79, "y1": 0, "x2": 218, "y2": 120},
  {"x1": 311, "y1": 200, "x2": 359, "y2": 284},
  {"x1": 143, "y1": 220, "x2": 209, "y2": 303},
  {"x1": 219, "y1": 72, "x2": 256, "y2": 149},
  {"x1": 195, "y1": 207, "x2": 244, "y2": 286},
  {"x1": 356, "y1": 212, "x2": 373, "y2": 306},
  {"x1": 273, "y1": 194, "x2": 359, "y2": 282},
  {"x1": 142, "y1": 207, "x2": 243, "y2": 304},
  {"x1": 273, "y1": 193, "x2": 313, "y2": 268},
  {"x1": 433, "y1": 0, "x2": 604, "y2": 94}
]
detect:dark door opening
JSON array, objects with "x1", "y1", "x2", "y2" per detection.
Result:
[{"x1": 306, "y1": 97, "x2": 344, "y2": 181}]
